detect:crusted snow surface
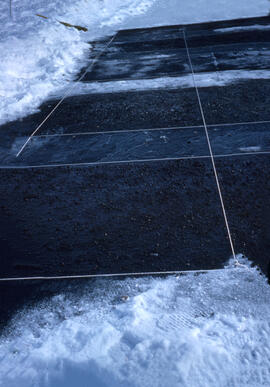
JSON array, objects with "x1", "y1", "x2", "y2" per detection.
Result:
[{"x1": 1, "y1": 258, "x2": 270, "y2": 386}]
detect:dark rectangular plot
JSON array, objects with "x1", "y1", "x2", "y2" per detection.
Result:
[
  {"x1": 194, "y1": 79, "x2": 270, "y2": 124},
  {"x1": 92, "y1": 27, "x2": 185, "y2": 53},
  {"x1": 186, "y1": 24, "x2": 270, "y2": 74},
  {"x1": 2, "y1": 88, "x2": 201, "y2": 137},
  {"x1": 186, "y1": 44, "x2": 270, "y2": 75},
  {"x1": 214, "y1": 155, "x2": 270, "y2": 276},
  {"x1": 9, "y1": 126, "x2": 208, "y2": 167},
  {"x1": 116, "y1": 25, "x2": 184, "y2": 44},
  {"x1": 81, "y1": 49, "x2": 189, "y2": 83},
  {"x1": 186, "y1": 25, "x2": 270, "y2": 124},
  {"x1": 81, "y1": 29, "x2": 188, "y2": 82},
  {"x1": 208, "y1": 122, "x2": 270, "y2": 155},
  {"x1": 0, "y1": 159, "x2": 232, "y2": 279},
  {"x1": 213, "y1": 45, "x2": 270, "y2": 72},
  {"x1": 185, "y1": 15, "x2": 270, "y2": 33},
  {"x1": 187, "y1": 29, "x2": 270, "y2": 48}
]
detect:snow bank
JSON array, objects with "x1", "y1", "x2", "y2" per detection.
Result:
[
  {"x1": 1, "y1": 259, "x2": 270, "y2": 387},
  {"x1": 0, "y1": 0, "x2": 156, "y2": 125}
]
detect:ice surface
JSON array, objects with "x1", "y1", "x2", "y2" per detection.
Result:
[{"x1": 0, "y1": 259, "x2": 270, "y2": 386}]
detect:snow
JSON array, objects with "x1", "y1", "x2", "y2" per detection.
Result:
[
  {"x1": 54, "y1": 70, "x2": 270, "y2": 96},
  {"x1": 0, "y1": 0, "x2": 270, "y2": 126},
  {"x1": 117, "y1": 0, "x2": 270, "y2": 30},
  {"x1": 239, "y1": 146, "x2": 262, "y2": 152},
  {"x1": 0, "y1": 0, "x2": 156, "y2": 125},
  {"x1": 215, "y1": 24, "x2": 270, "y2": 33},
  {"x1": 1, "y1": 258, "x2": 270, "y2": 386}
]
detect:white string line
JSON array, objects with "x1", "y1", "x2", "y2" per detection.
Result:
[
  {"x1": 33, "y1": 118, "x2": 270, "y2": 138},
  {"x1": 15, "y1": 34, "x2": 117, "y2": 158},
  {"x1": 1, "y1": 150, "x2": 270, "y2": 170},
  {"x1": 183, "y1": 29, "x2": 237, "y2": 261},
  {"x1": 1, "y1": 155, "x2": 210, "y2": 170},
  {"x1": 0, "y1": 267, "x2": 240, "y2": 282},
  {"x1": 35, "y1": 124, "x2": 205, "y2": 138}
]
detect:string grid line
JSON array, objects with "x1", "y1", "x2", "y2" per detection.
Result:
[
  {"x1": 0, "y1": 268, "x2": 242, "y2": 282},
  {"x1": 183, "y1": 29, "x2": 237, "y2": 263},
  {"x1": 1, "y1": 150, "x2": 270, "y2": 170},
  {"x1": 33, "y1": 119, "x2": 270, "y2": 138}
]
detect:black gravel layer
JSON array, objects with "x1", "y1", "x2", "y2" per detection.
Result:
[
  {"x1": 199, "y1": 79, "x2": 270, "y2": 125},
  {"x1": 0, "y1": 159, "x2": 231, "y2": 278}
]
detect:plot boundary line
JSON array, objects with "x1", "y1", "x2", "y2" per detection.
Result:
[
  {"x1": 2, "y1": 150, "x2": 270, "y2": 170},
  {"x1": 183, "y1": 29, "x2": 236, "y2": 261},
  {"x1": 15, "y1": 34, "x2": 117, "y2": 158},
  {"x1": 35, "y1": 125, "x2": 205, "y2": 138},
  {"x1": 0, "y1": 267, "x2": 242, "y2": 282},
  {"x1": 33, "y1": 119, "x2": 270, "y2": 138}
]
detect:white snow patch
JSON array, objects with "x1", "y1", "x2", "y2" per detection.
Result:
[
  {"x1": 239, "y1": 146, "x2": 262, "y2": 152},
  {"x1": 1, "y1": 258, "x2": 270, "y2": 386},
  {"x1": 215, "y1": 24, "x2": 270, "y2": 33},
  {"x1": 51, "y1": 70, "x2": 270, "y2": 97}
]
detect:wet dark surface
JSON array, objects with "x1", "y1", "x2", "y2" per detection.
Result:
[
  {"x1": 1, "y1": 16, "x2": 270, "y2": 329},
  {"x1": 2, "y1": 119, "x2": 270, "y2": 168},
  {"x1": 208, "y1": 122, "x2": 270, "y2": 155},
  {"x1": 1, "y1": 126, "x2": 209, "y2": 166},
  {"x1": 20, "y1": 129, "x2": 207, "y2": 166}
]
